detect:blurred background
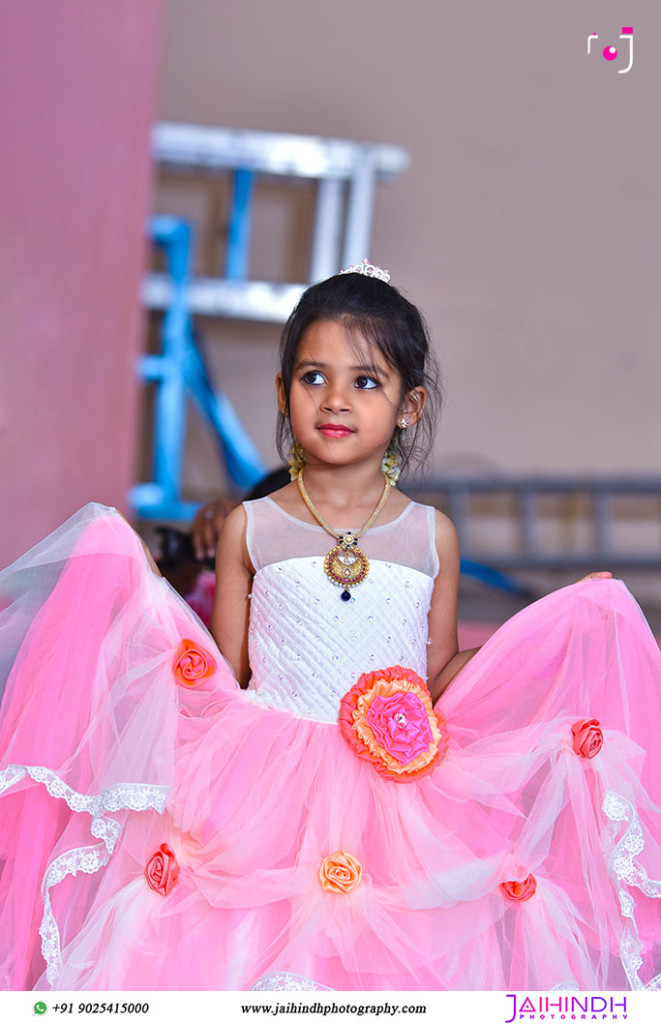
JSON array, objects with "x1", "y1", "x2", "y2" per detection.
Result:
[{"x1": 2, "y1": 0, "x2": 660, "y2": 628}]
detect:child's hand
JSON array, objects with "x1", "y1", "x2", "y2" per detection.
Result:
[
  {"x1": 576, "y1": 571, "x2": 613, "y2": 582},
  {"x1": 191, "y1": 500, "x2": 238, "y2": 560}
]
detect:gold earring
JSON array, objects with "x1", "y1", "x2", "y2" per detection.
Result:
[
  {"x1": 381, "y1": 443, "x2": 402, "y2": 485},
  {"x1": 287, "y1": 438, "x2": 307, "y2": 480}
]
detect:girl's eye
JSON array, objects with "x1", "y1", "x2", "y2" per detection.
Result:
[
  {"x1": 301, "y1": 371, "x2": 326, "y2": 386},
  {"x1": 354, "y1": 375, "x2": 379, "y2": 390}
]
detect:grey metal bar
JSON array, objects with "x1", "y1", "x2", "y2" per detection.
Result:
[
  {"x1": 342, "y1": 151, "x2": 377, "y2": 267},
  {"x1": 143, "y1": 275, "x2": 306, "y2": 323},
  {"x1": 422, "y1": 476, "x2": 661, "y2": 494},
  {"x1": 445, "y1": 484, "x2": 471, "y2": 554},
  {"x1": 519, "y1": 486, "x2": 538, "y2": 553},
  {"x1": 592, "y1": 488, "x2": 613, "y2": 552},
  {"x1": 310, "y1": 178, "x2": 343, "y2": 282},
  {"x1": 152, "y1": 123, "x2": 409, "y2": 182}
]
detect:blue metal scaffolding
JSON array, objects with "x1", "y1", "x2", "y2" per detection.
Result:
[
  {"x1": 133, "y1": 123, "x2": 409, "y2": 521},
  {"x1": 131, "y1": 216, "x2": 267, "y2": 520}
]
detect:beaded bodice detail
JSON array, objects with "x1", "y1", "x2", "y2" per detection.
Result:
[{"x1": 243, "y1": 498, "x2": 438, "y2": 723}]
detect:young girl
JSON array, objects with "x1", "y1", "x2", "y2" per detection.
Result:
[{"x1": 1, "y1": 262, "x2": 660, "y2": 992}]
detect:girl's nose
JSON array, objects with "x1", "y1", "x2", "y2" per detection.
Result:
[{"x1": 321, "y1": 383, "x2": 351, "y2": 413}]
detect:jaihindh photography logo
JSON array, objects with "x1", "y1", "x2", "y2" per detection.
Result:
[{"x1": 505, "y1": 993, "x2": 628, "y2": 1022}]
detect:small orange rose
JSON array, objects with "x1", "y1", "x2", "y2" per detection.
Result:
[
  {"x1": 145, "y1": 843, "x2": 180, "y2": 896},
  {"x1": 571, "y1": 719, "x2": 603, "y2": 759},
  {"x1": 500, "y1": 873, "x2": 537, "y2": 903},
  {"x1": 319, "y1": 851, "x2": 362, "y2": 894},
  {"x1": 172, "y1": 638, "x2": 217, "y2": 686}
]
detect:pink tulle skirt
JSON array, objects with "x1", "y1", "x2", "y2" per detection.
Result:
[{"x1": 1, "y1": 505, "x2": 660, "y2": 991}]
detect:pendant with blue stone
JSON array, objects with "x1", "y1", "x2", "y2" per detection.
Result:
[{"x1": 324, "y1": 531, "x2": 369, "y2": 600}]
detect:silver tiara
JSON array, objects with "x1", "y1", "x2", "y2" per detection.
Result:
[{"x1": 339, "y1": 258, "x2": 391, "y2": 284}]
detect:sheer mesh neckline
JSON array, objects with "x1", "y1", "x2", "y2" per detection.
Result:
[
  {"x1": 262, "y1": 495, "x2": 417, "y2": 535},
  {"x1": 245, "y1": 497, "x2": 439, "y2": 578}
]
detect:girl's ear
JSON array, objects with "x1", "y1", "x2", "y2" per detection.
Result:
[
  {"x1": 276, "y1": 373, "x2": 288, "y2": 415},
  {"x1": 400, "y1": 386, "x2": 427, "y2": 426}
]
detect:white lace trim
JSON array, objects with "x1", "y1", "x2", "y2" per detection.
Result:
[
  {"x1": 250, "y1": 972, "x2": 334, "y2": 991},
  {"x1": 0, "y1": 764, "x2": 26, "y2": 793},
  {"x1": 602, "y1": 790, "x2": 661, "y2": 990},
  {"x1": 0, "y1": 764, "x2": 168, "y2": 852},
  {"x1": 40, "y1": 842, "x2": 112, "y2": 985},
  {"x1": 0, "y1": 762, "x2": 169, "y2": 987}
]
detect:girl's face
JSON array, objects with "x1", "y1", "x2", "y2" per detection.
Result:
[{"x1": 277, "y1": 320, "x2": 426, "y2": 473}]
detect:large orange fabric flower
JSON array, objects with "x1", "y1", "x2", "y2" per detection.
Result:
[
  {"x1": 319, "y1": 851, "x2": 363, "y2": 894},
  {"x1": 172, "y1": 638, "x2": 217, "y2": 686},
  {"x1": 339, "y1": 666, "x2": 449, "y2": 782}
]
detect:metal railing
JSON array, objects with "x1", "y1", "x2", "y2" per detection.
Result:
[{"x1": 414, "y1": 476, "x2": 661, "y2": 571}]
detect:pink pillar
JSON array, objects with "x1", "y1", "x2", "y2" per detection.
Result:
[{"x1": 0, "y1": 2, "x2": 162, "y2": 568}]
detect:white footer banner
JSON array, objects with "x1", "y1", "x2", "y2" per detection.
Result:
[{"x1": 2, "y1": 990, "x2": 658, "y2": 1024}]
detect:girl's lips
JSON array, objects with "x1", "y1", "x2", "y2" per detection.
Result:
[{"x1": 317, "y1": 424, "x2": 354, "y2": 438}]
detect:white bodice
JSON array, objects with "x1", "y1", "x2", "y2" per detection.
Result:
[{"x1": 243, "y1": 498, "x2": 438, "y2": 723}]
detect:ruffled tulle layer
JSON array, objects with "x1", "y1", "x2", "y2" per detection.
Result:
[{"x1": 1, "y1": 505, "x2": 660, "y2": 991}]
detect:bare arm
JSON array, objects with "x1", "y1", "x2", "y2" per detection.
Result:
[
  {"x1": 426, "y1": 510, "x2": 479, "y2": 703},
  {"x1": 209, "y1": 505, "x2": 254, "y2": 687},
  {"x1": 430, "y1": 646, "x2": 481, "y2": 701}
]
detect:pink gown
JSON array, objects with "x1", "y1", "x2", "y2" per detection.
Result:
[{"x1": 0, "y1": 501, "x2": 660, "y2": 991}]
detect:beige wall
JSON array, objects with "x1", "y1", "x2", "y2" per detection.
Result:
[{"x1": 155, "y1": 0, "x2": 660, "y2": 497}]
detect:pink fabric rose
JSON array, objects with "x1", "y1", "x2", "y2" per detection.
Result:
[
  {"x1": 366, "y1": 692, "x2": 433, "y2": 766},
  {"x1": 172, "y1": 638, "x2": 217, "y2": 686},
  {"x1": 571, "y1": 718, "x2": 603, "y2": 759},
  {"x1": 145, "y1": 843, "x2": 180, "y2": 896},
  {"x1": 500, "y1": 873, "x2": 537, "y2": 902}
]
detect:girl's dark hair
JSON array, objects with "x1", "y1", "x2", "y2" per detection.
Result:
[{"x1": 276, "y1": 272, "x2": 441, "y2": 474}]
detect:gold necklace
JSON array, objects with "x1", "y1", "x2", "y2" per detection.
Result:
[{"x1": 296, "y1": 470, "x2": 392, "y2": 601}]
